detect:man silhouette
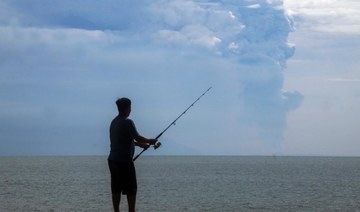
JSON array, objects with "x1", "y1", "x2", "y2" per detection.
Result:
[{"x1": 108, "y1": 98, "x2": 157, "y2": 212}]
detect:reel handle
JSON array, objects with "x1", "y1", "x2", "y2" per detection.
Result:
[{"x1": 153, "y1": 142, "x2": 162, "y2": 150}]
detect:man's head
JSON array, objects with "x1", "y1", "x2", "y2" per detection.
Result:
[{"x1": 116, "y1": 98, "x2": 131, "y2": 117}]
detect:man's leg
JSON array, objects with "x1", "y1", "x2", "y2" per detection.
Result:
[
  {"x1": 112, "y1": 193, "x2": 121, "y2": 212},
  {"x1": 127, "y1": 194, "x2": 136, "y2": 212}
]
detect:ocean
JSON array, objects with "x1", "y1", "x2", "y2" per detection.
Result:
[{"x1": 0, "y1": 156, "x2": 359, "y2": 211}]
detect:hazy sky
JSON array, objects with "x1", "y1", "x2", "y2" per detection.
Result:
[{"x1": 0, "y1": 0, "x2": 359, "y2": 156}]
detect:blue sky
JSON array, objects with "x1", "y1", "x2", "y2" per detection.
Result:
[
  {"x1": 284, "y1": 0, "x2": 360, "y2": 156},
  {"x1": 0, "y1": 0, "x2": 359, "y2": 156}
]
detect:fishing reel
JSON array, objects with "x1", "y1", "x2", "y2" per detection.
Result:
[{"x1": 153, "y1": 142, "x2": 162, "y2": 150}]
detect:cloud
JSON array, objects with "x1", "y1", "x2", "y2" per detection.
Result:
[
  {"x1": 156, "y1": 26, "x2": 222, "y2": 49},
  {"x1": 284, "y1": 0, "x2": 360, "y2": 34},
  {"x1": 0, "y1": 0, "x2": 303, "y2": 155},
  {"x1": 0, "y1": 0, "x2": 149, "y2": 30},
  {"x1": 0, "y1": 26, "x2": 118, "y2": 67},
  {"x1": 326, "y1": 78, "x2": 360, "y2": 83},
  {"x1": 217, "y1": 0, "x2": 303, "y2": 150}
]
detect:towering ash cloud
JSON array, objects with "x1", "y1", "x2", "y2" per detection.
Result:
[
  {"x1": 143, "y1": 0, "x2": 304, "y2": 149},
  {"x1": 224, "y1": 0, "x2": 304, "y2": 149}
]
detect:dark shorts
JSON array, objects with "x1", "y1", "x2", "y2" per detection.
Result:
[{"x1": 108, "y1": 160, "x2": 137, "y2": 195}]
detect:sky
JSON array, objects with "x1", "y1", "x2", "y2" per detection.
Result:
[{"x1": 0, "y1": 0, "x2": 359, "y2": 156}]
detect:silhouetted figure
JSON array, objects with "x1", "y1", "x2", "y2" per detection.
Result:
[{"x1": 108, "y1": 98, "x2": 156, "y2": 212}]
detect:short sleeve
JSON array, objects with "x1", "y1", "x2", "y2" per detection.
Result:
[{"x1": 127, "y1": 119, "x2": 140, "y2": 139}]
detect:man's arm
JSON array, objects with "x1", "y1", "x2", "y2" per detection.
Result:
[
  {"x1": 134, "y1": 136, "x2": 157, "y2": 149},
  {"x1": 134, "y1": 135, "x2": 157, "y2": 145},
  {"x1": 127, "y1": 119, "x2": 157, "y2": 147}
]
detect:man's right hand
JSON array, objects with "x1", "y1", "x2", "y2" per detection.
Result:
[
  {"x1": 135, "y1": 142, "x2": 150, "y2": 149},
  {"x1": 148, "y1": 139, "x2": 157, "y2": 145}
]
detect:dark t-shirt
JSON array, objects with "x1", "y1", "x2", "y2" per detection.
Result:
[{"x1": 108, "y1": 116, "x2": 140, "y2": 162}]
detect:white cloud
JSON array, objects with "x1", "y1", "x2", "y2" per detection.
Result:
[
  {"x1": 284, "y1": 0, "x2": 360, "y2": 34},
  {"x1": 247, "y1": 4, "x2": 261, "y2": 9},
  {"x1": 325, "y1": 78, "x2": 360, "y2": 83},
  {"x1": 156, "y1": 25, "x2": 222, "y2": 49},
  {"x1": 0, "y1": 25, "x2": 121, "y2": 69},
  {"x1": 148, "y1": 0, "x2": 244, "y2": 52}
]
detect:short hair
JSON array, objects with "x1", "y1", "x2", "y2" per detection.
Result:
[{"x1": 116, "y1": 98, "x2": 131, "y2": 113}]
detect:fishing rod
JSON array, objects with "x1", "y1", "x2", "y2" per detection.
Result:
[{"x1": 133, "y1": 86, "x2": 212, "y2": 161}]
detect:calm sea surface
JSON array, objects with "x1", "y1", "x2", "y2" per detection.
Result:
[{"x1": 1, "y1": 156, "x2": 359, "y2": 211}]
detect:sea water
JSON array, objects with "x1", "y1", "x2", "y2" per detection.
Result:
[{"x1": 1, "y1": 156, "x2": 360, "y2": 211}]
